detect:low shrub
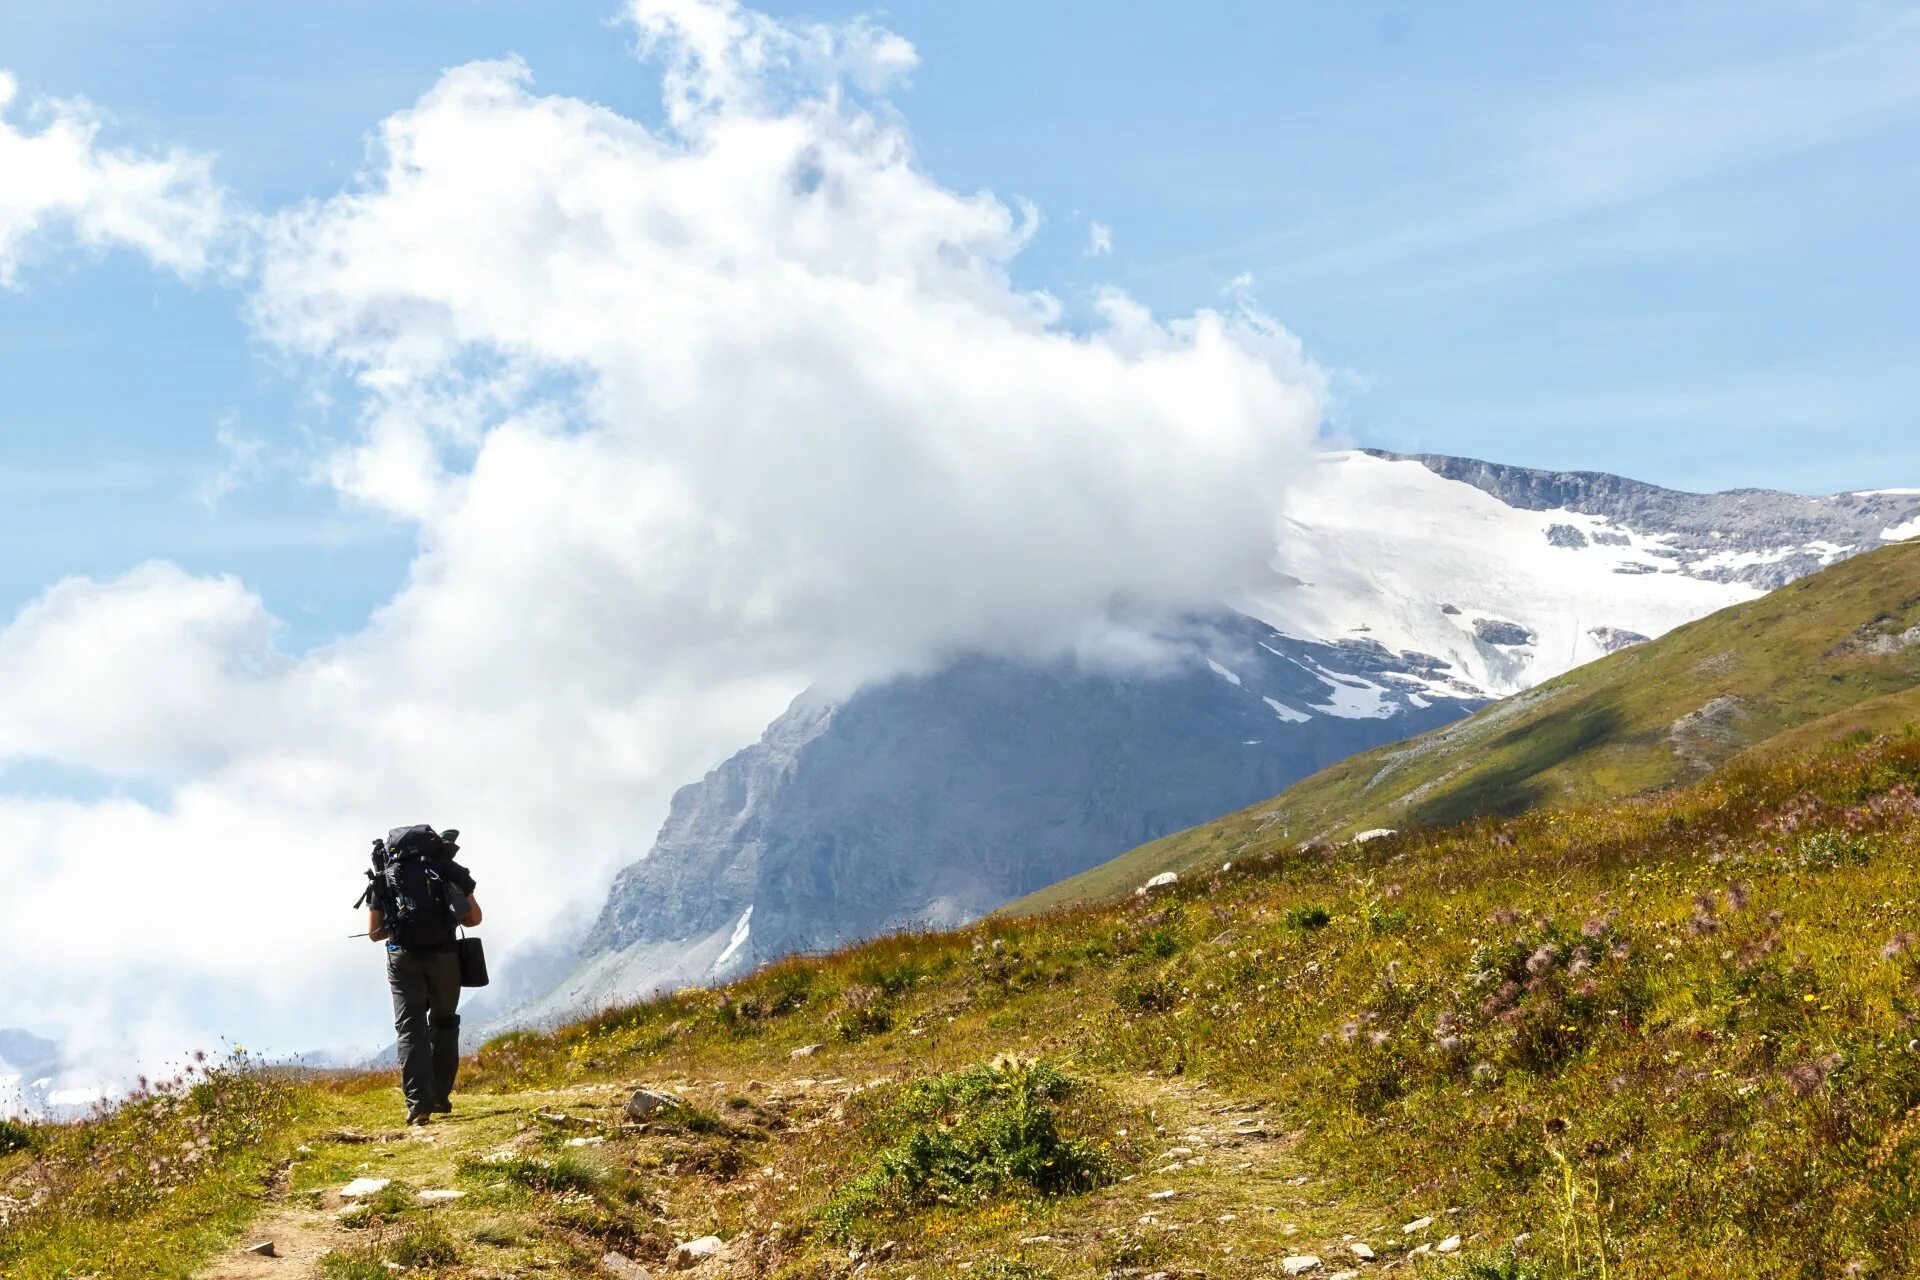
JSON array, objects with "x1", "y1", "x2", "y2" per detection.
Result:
[{"x1": 819, "y1": 1058, "x2": 1124, "y2": 1240}]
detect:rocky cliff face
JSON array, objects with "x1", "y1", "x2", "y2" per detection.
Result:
[
  {"x1": 1372, "y1": 450, "x2": 1919, "y2": 588},
  {"x1": 516, "y1": 614, "x2": 1477, "y2": 1023}
]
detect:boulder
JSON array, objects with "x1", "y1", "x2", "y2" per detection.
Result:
[
  {"x1": 1349, "y1": 1242, "x2": 1375, "y2": 1260},
  {"x1": 1438, "y1": 1235, "x2": 1462, "y2": 1253},
  {"x1": 1281, "y1": 1257, "x2": 1322, "y2": 1275},
  {"x1": 670, "y1": 1235, "x2": 724, "y2": 1269},
  {"x1": 339, "y1": 1177, "x2": 391, "y2": 1198},
  {"x1": 1137, "y1": 871, "x2": 1179, "y2": 896},
  {"x1": 789, "y1": 1043, "x2": 823, "y2": 1059},
  {"x1": 1403, "y1": 1215, "x2": 1434, "y2": 1234},
  {"x1": 624, "y1": 1088, "x2": 685, "y2": 1121}
]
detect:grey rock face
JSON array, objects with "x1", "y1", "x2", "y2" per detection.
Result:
[
  {"x1": 562, "y1": 613, "x2": 1477, "y2": 1014},
  {"x1": 1369, "y1": 449, "x2": 1920, "y2": 589},
  {"x1": 1473, "y1": 619, "x2": 1535, "y2": 647},
  {"x1": 1546, "y1": 523, "x2": 1590, "y2": 549},
  {"x1": 1588, "y1": 626, "x2": 1651, "y2": 653}
]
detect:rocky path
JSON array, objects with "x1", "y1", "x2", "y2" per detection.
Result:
[{"x1": 193, "y1": 1074, "x2": 1448, "y2": 1279}]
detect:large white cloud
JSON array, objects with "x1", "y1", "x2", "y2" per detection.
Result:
[
  {"x1": 0, "y1": 71, "x2": 227, "y2": 284},
  {"x1": 0, "y1": 0, "x2": 1323, "y2": 1072}
]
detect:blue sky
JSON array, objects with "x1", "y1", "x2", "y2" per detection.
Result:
[{"x1": 0, "y1": 0, "x2": 1915, "y2": 647}]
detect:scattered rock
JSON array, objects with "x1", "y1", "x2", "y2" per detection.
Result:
[
  {"x1": 567, "y1": 1135, "x2": 607, "y2": 1147},
  {"x1": 1281, "y1": 1256, "x2": 1322, "y2": 1275},
  {"x1": 339, "y1": 1177, "x2": 391, "y2": 1199},
  {"x1": 1147, "y1": 1189, "x2": 1177, "y2": 1200},
  {"x1": 789, "y1": 1043, "x2": 823, "y2": 1060},
  {"x1": 670, "y1": 1235, "x2": 724, "y2": 1269},
  {"x1": 1328, "y1": 1272, "x2": 1361, "y2": 1280},
  {"x1": 243, "y1": 1241, "x2": 277, "y2": 1257},
  {"x1": 1349, "y1": 1241, "x2": 1375, "y2": 1260},
  {"x1": 1472, "y1": 618, "x2": 1536, "y2": 647},
  {"x1": 601, "y1": 1251, "x2": 653, "y2": 1279},
  {"x1": 1546, "y1": 522, "x2": 1590, "y2": 549},
  {"x1": 1588, "y1": 625, "x2": 1650, "y2": 653},
  {"x1": 1403, "y1": 1216, "x2": 1434, "y2": 1234},
  {"x1": 1438, "y1": 1235, "x2": 1462, "y2": 1253},
  {"x1": 625, "y1": 1088, "x2": 686, "y2": 1121},
  {"x1": 1351, "y1": 828, "x2": 1397, "y2": 844},
  {"x1": 1137, "y1": 871, "x2": 1179, "y2": 896},
  {"x1": 416, "y1": 1189, "x2": 464, "y2": 1203}
]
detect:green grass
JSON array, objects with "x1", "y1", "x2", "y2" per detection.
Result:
[
  {"x1": 10, "y1": 717, "x2": 1920, "y2": 1278},
  {"x1": 1012, "y1": 539, "x2": 1920, "y2": 914}
]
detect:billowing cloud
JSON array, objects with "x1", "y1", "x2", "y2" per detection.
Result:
[
  {"x1": 0, "y1": 71, "x2": 228, "y2": 285},
  {"x1": 1087, "y1": 220, "x2": 1114, "y2": 257},
  {"x1": 0, "y1": 0, "x2": 1322, "y2": 1072}
]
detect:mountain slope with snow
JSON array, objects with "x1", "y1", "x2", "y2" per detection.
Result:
[{"x1": 511, "y1": 451, "x2": 1918, "y2": 1025}]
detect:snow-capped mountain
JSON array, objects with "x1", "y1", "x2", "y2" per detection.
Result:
[
  {"x1": 511, "y1": 451, "x2": 1920, "y2": 1026},
  {"x1": 1247, "y1": 450, "x2": 1920, "y2": 697},
  {"x1": 0, "y1": 1029, "x2": 102, "y2": 1121}
]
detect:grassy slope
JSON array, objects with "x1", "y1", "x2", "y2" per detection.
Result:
[
  {"x1": 1012, "y1": 540, "x2": 1920, "y2": 914},
  {"x1": 8, "y1": 730, "x2": 1920, "y2": 1278}
]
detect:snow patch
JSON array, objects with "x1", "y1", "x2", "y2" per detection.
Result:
[
  {"x1": 1884, "y1": 517, "x2": 1920, "y2": 543},
  {"x1": 1206, "y1": 659, "x2": 1242, "y2": 686},
  {"x1": 711, "y1": 906, "x2": 754, "y2": 972},
  {"x1": 1263, "y1": 696, "x2": 1311, "y2": 723}
]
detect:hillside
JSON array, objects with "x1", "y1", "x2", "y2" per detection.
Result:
[
  {"x1": 516, "y1": 450, "x2": 1918, "y2": 1028},
  {"x1": 8, "y1": 728, "x2": 1920, "y2": 1278},
  {"x1": 1013, "y1": 539, "x2": 1920, "y2": 915}
]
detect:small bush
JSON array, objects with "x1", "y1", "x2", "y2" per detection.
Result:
[
  {"x1": 0, "y1": 1117, "x2": 38, "y2": 1155},
  {"x1": 1286, "y1": 903, "x2": 1333, "y2": 931},
  {"x1": 819, "y1": 1058, "x2": 1121, "y2": 1239}
]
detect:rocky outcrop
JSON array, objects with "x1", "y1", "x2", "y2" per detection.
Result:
[
  {"x1": 1370, "y1": 449, "x2": 1920, "y2": 589},
  {"x1": 520, "y1": 612, "x2": 1479, "y2": 1023}
]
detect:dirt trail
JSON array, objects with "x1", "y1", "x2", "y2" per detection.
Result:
[{"x1": 195, "y1": 1073, "x2": 1392, "y2": 1279}]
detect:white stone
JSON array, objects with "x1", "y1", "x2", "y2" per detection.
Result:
[
  {"x1": 625, "y1": 1088, "x2": 685, "y2": 1120},
  {"x1": 243, "y1": 1241, "x2": 276, "y2": 1257},
  {"x1": 1438, "y1": 1235, "x2": 1462, "y2": 1253},
  {"x1": 339, "y1": 1177, "x2": 391, "y2": 1198},
  {"x1": 790, "y1": 1043, "x2": 823, "y2": 1059},
  {"x1": 671, "y1": 1236, "x2": 724, "y2": 1269},
  {"x1": 1328, "y1": 1272, "x2": 1361, "y2": 1280},
  {"x1": 1353, "y1": 828, "x2": 1398, "y2": 844},
  {"x1": 1350, "y1": 1241, "x2": 1375, "y2": 1260},
  {"x1": 1141, "y1": 872, "x2": 1179, "y2": 893},
  {"x1": 1282, "y1": 1256, "x2": 1322, "y2": 1275},
  {"x1": 416, "y1": 1189, "x2": 464, "y2": 1203},
  {"x1": 1403, "y1": 1215, "x2": 1434, "y2": 1234},
  {"x1": 567, "y1": 1135, "x2": 607, "y2": 1147}
]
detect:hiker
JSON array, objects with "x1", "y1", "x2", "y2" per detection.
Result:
[{"x1": 363, "y1": 825, "x2": 482, "y2": 1125}]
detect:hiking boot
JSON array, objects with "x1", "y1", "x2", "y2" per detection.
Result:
[
  {"x1": 430, "y1": 1102, "x2": 453, "y2": 1115},
  {"x1": 407, "y1": 1113, "x2": 432, "y2": 1127}
]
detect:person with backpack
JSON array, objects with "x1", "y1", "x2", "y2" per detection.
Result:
[{"x1": 362, "y1": 825, "x2": 483, "y2": 1125}]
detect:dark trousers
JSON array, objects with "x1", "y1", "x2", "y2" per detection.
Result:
[{"x1": 387, "y1": 947, "x2": 462, "y2": 1118}]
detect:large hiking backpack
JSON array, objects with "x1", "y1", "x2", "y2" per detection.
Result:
[{"x1": 376, "y1": 824, "x2": 461, "y2": 949}]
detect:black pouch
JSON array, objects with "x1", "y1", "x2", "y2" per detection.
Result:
[{"x1": 457, "y1": 931, "x2": 489, "y2": 988}]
